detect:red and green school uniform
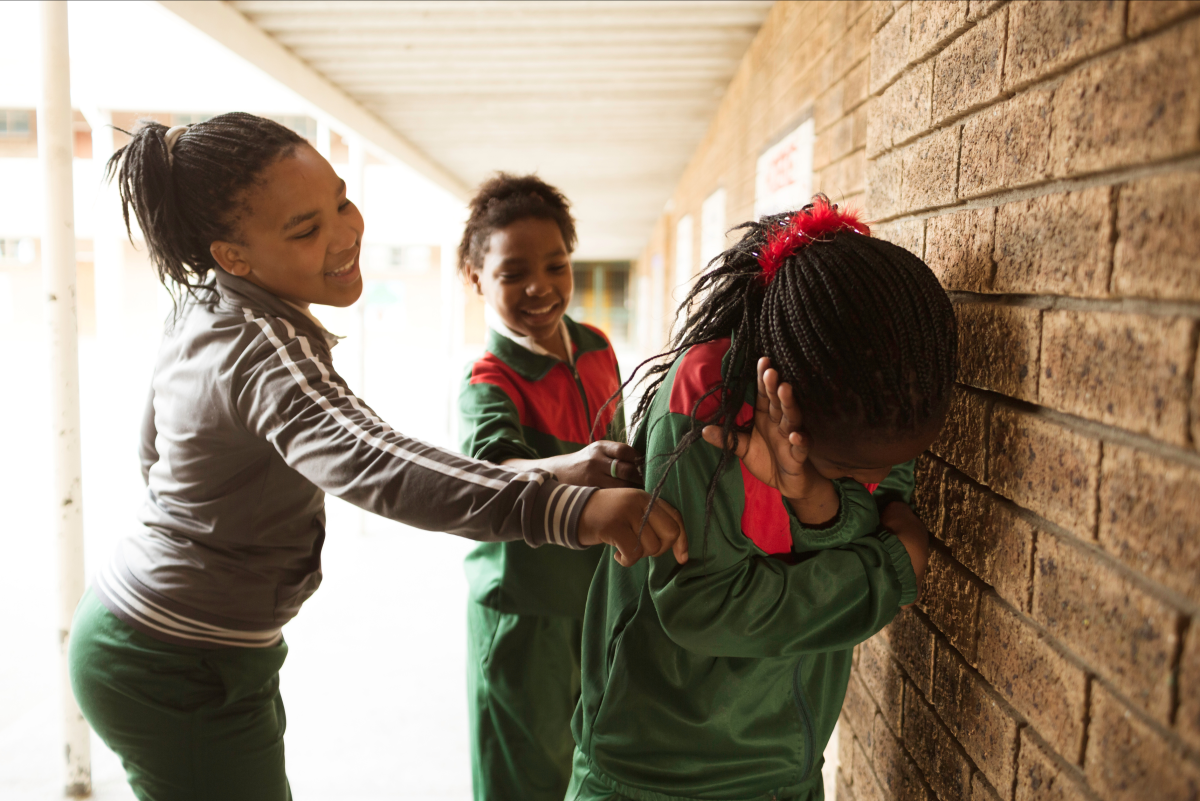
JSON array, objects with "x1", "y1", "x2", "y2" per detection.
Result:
[
  {"x1": 460, "y1": 315, "x2": 624, "y2": 801},
  {"x1": 569, "y1": 338, "x2": 918, "y2": 801}
]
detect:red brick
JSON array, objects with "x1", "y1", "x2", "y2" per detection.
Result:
[
  {"x1": 987, "y1": 406, "x2": 1100, "y2": 536},
  {"x1": 973, "y1": 773, "x2": 1003, "y2": 801},
  {"x1": 869, "y1": 59, "x2": 933, "y2": 156},
  {"x1": 871, "y1": 1, "x2": 913, "y2": 92},
  {"x1": 879, "y1": 609, "x2": 937, "y2": 697},
  {"x1": 867, "y1": 150, "x2": 903, "y2": 219},
  {"x1": 872, "y1": 711, "x2": 935, "y2": 801},
  {"x1": 903, "y1": 688, "x2": 975, "y2": 801},
  {"x1": 1015, "y1": 728, "x2": 1091, "y2": 801},
  {"x1": 993, "y1": 186, "x2": 1113, "y2": 296},
  {"x1": 911, "y1": 0, "x2": 969, "y2": 56},
  {"x1": 1177, "y1": 627, "x2": 1200, "y2": 753},
  {"x1": 1099, "y1": 446, "x2": 1200, "y2": 606},
  {"x1": 933, "y1": 6, "x2": 1006, "y2": 123},
  {"x1": 932, "y1": 640, "x2": 1019, "y2": 792},
  {"x1": 1033, "y1": 532, "x2": 1182, "y2": 722},
  {"x1": 853, "y1": 736, "x2": 889, "y2": 801},
  {"x1": 859, "y1": 636, "x2": 906, "y2": 734},
  {"x1": 1050, "y1": 18, "x2": 1200, "y2": 176},
  {"x1": 871, "y1": 217, "x2": 925, "y2": 259},
  {"x1": 1112, "y1": 171, "x2": 1200, "y2": 300},
  {"x1": 942, "y1": 473, "x2": 1034, "y2": 612},
  {"x1": 1127, "y1": 0, "x2": 1200, "y2": 38},
  {"x1": 976, "y1": 593, "x2": 1088, "y2": 763},
  {"x1": 1040, "y1": 311, "x2": 1195, "y2": 446},
  {"x1": 960, "y1": 85, "x2": 1055, "y2": 198},
  {"x1": 1004, "y1": 0, "x2": 1125, "y2": 89},
  {"x1": 924, "y1": 207, "x2": 994, "y2": 292},
  {"x1": 900, "y1": 125, "x2": 960, "y2": 211},
  {"x1": 930, "y1": 385, "x2": 989, "y2": 484},
  {"x1": 844, "y1": 670, "x2": 880, "y2": 741},
  {"x1": 912, "y1": 454, "x2": 944, "y2": 535},
  {"x1": 957, "y1": 303, "x2": 1041, "y2": 402},
  {"x1": 1085, "y1": 683, "x2": 1200, "y2": 801},
  {"x1": 919, "y1": 549, "x2": 982, "y2": 661}
]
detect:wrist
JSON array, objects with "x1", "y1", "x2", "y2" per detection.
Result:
[{"x1": 783, "y1": 476, "x2": 839, "y2": 526}]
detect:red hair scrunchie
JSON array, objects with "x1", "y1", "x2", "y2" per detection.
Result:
[{"x1": 757, "y1": 196, "x2": 870, "y2": 284}]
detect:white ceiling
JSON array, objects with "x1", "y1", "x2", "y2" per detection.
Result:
[{"x1": 227, "y1": 0, "x2": 774, "y2": 259}]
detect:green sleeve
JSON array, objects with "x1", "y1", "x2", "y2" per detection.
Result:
[
  {"x1": 458, "y1": 371, "x2": 539, "y2": 463},
  {"x1": 871, "y1": 458, "x2": 915, "y2": 511},
  {"x1": 644, "y1": 410, "x2": 917, "y2": 659}
]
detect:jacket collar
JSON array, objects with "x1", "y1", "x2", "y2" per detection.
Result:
[
  {"x1": 213, "y1": 270, "x2": 340, "y2": 350},
  {"x1": 485, "y1": 315, "x2": 609, "y2": 381}
]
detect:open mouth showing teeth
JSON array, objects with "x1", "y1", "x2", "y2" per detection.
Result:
[
  {"x1": 523, "y1": 304, "x2": 557, "y2": 315},
  {"x1": 325, "y1": 257, "x2": 356, "y2": 277}
]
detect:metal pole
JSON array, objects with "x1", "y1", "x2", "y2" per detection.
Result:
[{"x1": 38, "y1": 2, "x2": 92, "y2": 797}]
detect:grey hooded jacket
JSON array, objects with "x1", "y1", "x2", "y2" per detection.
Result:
[{"x1": 93, "y1": 270, "x2": 594, "y2": 648}]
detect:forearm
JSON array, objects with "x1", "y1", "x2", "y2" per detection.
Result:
[{"x1": 784, "y1": 476, "x2": 840, "y2": 526}]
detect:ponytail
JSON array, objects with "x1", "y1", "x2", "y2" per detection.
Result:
[
  {"x1": 106, "y1": 112, "x2": 306, "y2": 303},
  {"x1": 612, "y1": 195, "x2": 958, "y2": 534}
]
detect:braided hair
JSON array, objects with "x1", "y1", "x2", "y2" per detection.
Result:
[
  {"x1": 620, "y1": 196, "x2": 957, "y2": 531},
  {"x1": 106, "y1": 112, "x2": 306, "y2": 303},
  {"x1": 457, "y1": 173, "x2": 577, "y2": 275}
]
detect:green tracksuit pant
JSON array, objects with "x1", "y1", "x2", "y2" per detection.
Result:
[
  {"x1": 68, "y1": 589, "x2": 291, "y2": 801},
  {"x1": 467, "y1": 601, "x2": 583, "y2": 801}
]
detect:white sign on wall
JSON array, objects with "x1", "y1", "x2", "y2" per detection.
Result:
[
  {"x1": 754, "y1": 117, "x2": 815, "y2": 220},
  {"x1": 700, "y1": 187, "x2": 727, "y2": 270}
]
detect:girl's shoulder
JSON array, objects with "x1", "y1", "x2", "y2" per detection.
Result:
[{"x1": 662, "y1": 337, "x2": 734, "y2": 421}]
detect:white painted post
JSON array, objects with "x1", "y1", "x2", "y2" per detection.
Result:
[{"x1": 38, "y1": 2, "x2": 92, "y2": 797}]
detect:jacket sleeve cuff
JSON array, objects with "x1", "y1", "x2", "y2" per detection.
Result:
[
  {"x1": 877, "y1": 530, "x2": 919, "y2": 607},
  {"x1": 531, "y1": 480, "x2": 597, "y2": 550},
  {"x1": 790, "y1": 480, "x2": 881, "y2": 551}
]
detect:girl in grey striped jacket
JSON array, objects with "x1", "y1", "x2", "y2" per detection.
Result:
[{"x1": 67, "y1": 112, "x2": 686, "y2": 801}]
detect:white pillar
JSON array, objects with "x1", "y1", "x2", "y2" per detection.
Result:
[
  {"x1": 315, "y1": 118, "x2": 332, "y2": 161},
  {"x1": 38, "y1": 2, "x2": 91, "y2": 797}
]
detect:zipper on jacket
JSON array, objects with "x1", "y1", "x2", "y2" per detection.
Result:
[
  {"x1": 791, "y1": 656, "x2": 816, "y2": 781},
  {"x1": 568, "y1": 363, "x2": 596, "y2": 442}
]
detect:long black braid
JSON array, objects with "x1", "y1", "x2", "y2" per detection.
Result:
[
  {"x1": 106, "y1": 112, "x2": 306, "y2": 305},
  {"x1": 607, "y1": 196, "x2": 957, "y2": 537}
]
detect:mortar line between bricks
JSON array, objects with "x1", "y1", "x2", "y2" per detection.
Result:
[
  {"x1": 963, "y1": 384, "x2": 1200, "y2": 470},
  {"x1": 928, "y1": 451, "x2": 1200, "y2": 618},
  {"x1": 1008, "y1": 724, "x2": 1022, "y2": 801},
  {"x1": 1079, "y1": 675, "x2": 1093, "y2": 770},
  {"x1": 871, "y1": 0, "x2": 997, "y2": 98},
  {"x1": 876, "y1": 8, "x2": 1200, "y2": 156},
  {"x1": 1122, "y1": 0, "x2": 1132, "y2": 41},
  {"x1": 1020, "y1": 715, "x2": 1105, "y2": 801},
  {"x1": 1091, "y1": 443, "x2": 1103, "y2": 541},
  {"x1": 869, "y1": 150, "x2": 1200, "y2": 224},
  {"x1": 1092, "y1": 671, "x2": 1200, "y2": 766},
  {"x1": 1169, "y1": 616, "x2": 1189, "y2": 728},
  {"x1": 1185, "y1": 321, "x2": 1200, "y2": 450},
  {"x1": 946, "y1": 291, "x2": 1200, "y2": 319}
]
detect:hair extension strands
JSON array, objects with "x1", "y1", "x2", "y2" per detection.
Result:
[{"x1": 757, "y1": 197, "x2": 869, "y2": 284}]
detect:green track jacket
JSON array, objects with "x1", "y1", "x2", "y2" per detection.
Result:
[
  {"x1": 571, "y1": 338, "x2": 918, "y2": 800},
  {"x1": 460, "y1": 317, "x2": 625, "y2": 618}
]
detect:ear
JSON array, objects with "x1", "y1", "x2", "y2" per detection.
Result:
[
  {"x1": 210, "y1": 240, "x2": 251, "y2": 277},
  {"x1": 466, "y1": 265, "x2": 484, "y2": 296}
]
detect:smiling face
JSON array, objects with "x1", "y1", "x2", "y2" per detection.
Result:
[
  {"x1": 804, "y1": 415, "x2": 945, "y2": 486},
  {"x1": 209, "y1": 143, "x2": 364, "y2": 308},
  {"x1": 468, "y1": 216, "x2": 573, "y2": 354}
]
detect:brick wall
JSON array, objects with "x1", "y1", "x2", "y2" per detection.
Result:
[{"x1": 635, "y1": 2, "x2": 1200, "y2": 800}]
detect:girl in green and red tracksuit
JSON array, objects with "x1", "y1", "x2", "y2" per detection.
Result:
[
  {"x1": 456, "y1": 174, "x2": 657, "y2": 801},
  {"x1": 569, "y1": 197, "x2": 960, "y2": 800}
]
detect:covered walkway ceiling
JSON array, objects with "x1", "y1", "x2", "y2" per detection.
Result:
[{"x1": 165, "y1": 0, "x2": 774, "y2": 259}]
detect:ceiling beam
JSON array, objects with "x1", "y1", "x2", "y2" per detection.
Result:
[{"x1": 155, "y1": 0, "x2": 471, "y2": 200}]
